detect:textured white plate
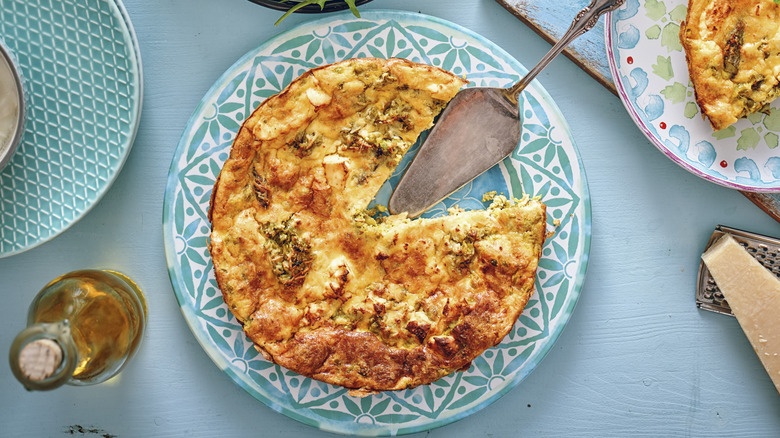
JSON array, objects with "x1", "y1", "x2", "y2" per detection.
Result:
[
  {"x1": 164, "y1": 10, "x2": 591, "y2": 436},
  {"x1": 607, "y1": 0, "x2": 780, "y2": 192},
  {"x1": 0, "y1": 0, "x2": 143, "y2": 257}
]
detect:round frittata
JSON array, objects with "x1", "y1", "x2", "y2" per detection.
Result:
[{"x1": 208, "y1": 57, "x2": 547, "y2": 395}]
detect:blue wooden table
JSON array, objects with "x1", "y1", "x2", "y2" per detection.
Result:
[{"x1": 1, "y1": 0, "x2": 778, "y2": 436}]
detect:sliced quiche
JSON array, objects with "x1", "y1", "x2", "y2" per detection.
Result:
[
  {"x1": 208, "y1": 57, "x2": 547, "y2": 395},
  {"x1": 680, "y1": 0, "x2": 780, "y2": 131}
]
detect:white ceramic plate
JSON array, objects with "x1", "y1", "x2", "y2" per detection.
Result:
[
  {"x1": 164, "y1": 10, "x2": 591, "y2": 436},
  {"x1": 0, "y1": 0, "x2": 143, "y2": 257},
  {"x1": 607, "y1": 0, "x2": 780, "y2": 192}
]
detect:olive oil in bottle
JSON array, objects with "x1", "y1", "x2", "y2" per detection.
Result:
[{"x1": 9, "y1": 270, "x2": 147, "y2": 391}]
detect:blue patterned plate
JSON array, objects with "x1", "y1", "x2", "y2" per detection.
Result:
[
  {"x1": 0, "y1": 0, "x2": 143, "y2": 257},
  {"x1": 163, "y1": 10, "x2": 591, "y2": 436},
  {"x1": 607, "y1": 0, "x2": 780, "y2": 192}
]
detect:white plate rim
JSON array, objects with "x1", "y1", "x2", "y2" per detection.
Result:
[{"x1": 606, "y1": 3, "x2": 780, "y2": 193}]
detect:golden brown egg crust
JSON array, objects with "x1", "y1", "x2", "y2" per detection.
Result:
[
  {"x1": 680, "y1": 0, "x2": 780, "y2": 130},
  {"x1": 209, "y1": 57, "x2": 546, "y2": 395}
]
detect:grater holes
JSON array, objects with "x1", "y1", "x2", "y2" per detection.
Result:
[{"x1": 697, "y1": 226, "x2": 780, "y2": 316}]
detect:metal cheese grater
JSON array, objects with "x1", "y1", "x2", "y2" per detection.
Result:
[{"x1": 696, "y1": 225, "x2": 780, "y2": 316}]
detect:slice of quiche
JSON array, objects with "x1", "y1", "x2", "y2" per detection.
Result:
[
  {"x1": 208, "y1": 57, "x2": 547, "y2": 395},
  {"x1": 680, "y1": 0, "x2": 780, "y2": 131}
]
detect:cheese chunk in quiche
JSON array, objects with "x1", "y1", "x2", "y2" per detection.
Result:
[
  {"x1": 680, "y1": 0, "x2": 780, "y2": 131},
  {"x1": 208, "y1": 58, "x2": 547, "y2": 395}
]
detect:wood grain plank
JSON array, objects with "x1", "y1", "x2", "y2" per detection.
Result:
[
  {"x1": 495, "y1": 0, "x2": 616, "y2": 94},
  {"x1": 741, "y1": 192, "x2": 780, "y2": 223},
  {"x1": 496, "y1": 0, "x2": 780, "y2": 224}
]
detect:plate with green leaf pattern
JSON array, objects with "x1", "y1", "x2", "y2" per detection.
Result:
[
  {"x1": 163, "y1": 10, "x2": 591, "y2": 436},
  {"x1": 607, "y1": 0, "x2": 780, "y2": 191}
]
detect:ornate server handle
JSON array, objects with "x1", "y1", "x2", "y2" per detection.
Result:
[{"x1": 503, "y1": 0, "x2": 626, "y2": 103}]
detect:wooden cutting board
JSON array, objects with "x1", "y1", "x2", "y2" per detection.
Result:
[{"x1": 495, "y1": 0, "x2": 780, "y2": 224}]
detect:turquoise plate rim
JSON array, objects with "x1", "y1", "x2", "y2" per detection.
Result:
[
  {"x1": 0, "y1": 0, "x2": 144, "y2": 257},
  {"x1": 163, "y1": 9, "x2": 591, "y2": 436}
]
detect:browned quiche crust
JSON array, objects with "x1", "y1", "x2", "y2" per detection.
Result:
[
  {"x1": 209, "y1": 57, "x2": 547, "y2": 395},
  {"x1": 680, "y1": 0, "x2": 780, "y2": 131}
]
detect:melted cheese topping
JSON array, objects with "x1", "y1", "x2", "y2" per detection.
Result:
[
  {"x1": 680, "y1": 0, "x2": 780, "y2": 130},
  {"x1": 209, "y1": 58, "x2": 547, "y2": 393}
]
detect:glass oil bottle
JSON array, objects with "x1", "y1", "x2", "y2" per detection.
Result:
[{"x1": 9, "y1": 269, "x2": 147, "y2": 391}]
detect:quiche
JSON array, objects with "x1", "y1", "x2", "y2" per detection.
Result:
[
  {"x1": 208, "y1": 57, "x2": 547, "y2": 395},
  {"x1": 680, "y1": 0, "x2": 780, "y2": 131}
]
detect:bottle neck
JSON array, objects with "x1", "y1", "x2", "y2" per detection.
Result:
[{"x1": 9, "y1": 321, "x2": 78, "y2": 391}]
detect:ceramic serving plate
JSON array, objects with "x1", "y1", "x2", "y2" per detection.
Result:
[
  {"x1": 0, "y1": 0, "x2": 143, "y2": 257},
  {"x1": 607, "y1": 0, "x2": 780, "y2": 192},
  {"x1": 163, "y1": 10, "x2": 591, "y2": 435}
]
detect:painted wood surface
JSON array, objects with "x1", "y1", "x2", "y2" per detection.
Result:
[
  {"x1": 495, "y1": 0, "x2": 616, "y2": 93},
  {"x1": 496, "y1": 0, "x2": 780, "y2": 223},
  {"x1": 1, "y1": 1, "x2": 779, "y2": 437}
]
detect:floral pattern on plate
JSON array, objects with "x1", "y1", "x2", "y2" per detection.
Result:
[
  {"x1": 607, "y1": 0, "x2": 780, "y2": 191},
  {"x1": 163, "y1": 10, "x2": 591, "y2": 436}
]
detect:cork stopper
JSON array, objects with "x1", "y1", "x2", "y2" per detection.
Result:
[{"x1": 18, "y1": 339, "x2": 63, "y2": 381}]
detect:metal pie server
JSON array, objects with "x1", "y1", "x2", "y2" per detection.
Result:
[{"x1": 389, "y1": 0, "x2": 625, "y2": 218}]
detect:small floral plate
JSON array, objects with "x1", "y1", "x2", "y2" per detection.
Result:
[
  {"x1": 607, "y1": 0, "x2": 780, "y2": 192},
  {"x1": 163, "y1": 10, "x2": 591, "y2": 436}
]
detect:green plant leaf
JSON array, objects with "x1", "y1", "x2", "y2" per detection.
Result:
[{"x1": 275, "y1": 1, "x2": 362, "y2": 26}]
